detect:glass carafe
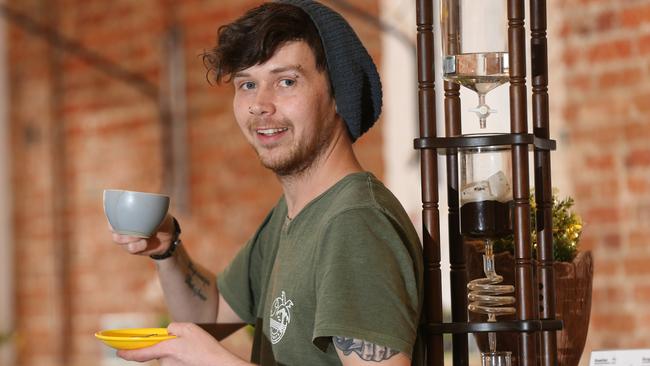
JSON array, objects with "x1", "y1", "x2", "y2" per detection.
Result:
[
  {"x1": 460, "y1": 144, "x2": 515, "y2": 362},
  {"x1": 441, "y1": 0, "x2": 509, "y2": 129}
]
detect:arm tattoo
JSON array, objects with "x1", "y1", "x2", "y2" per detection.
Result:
[
  {"x1": 184, "y1": 261, "x2": 210, "y2": 301},
  {"x1": 333, "y1": 336, "x2": 399, "y2": 362}
]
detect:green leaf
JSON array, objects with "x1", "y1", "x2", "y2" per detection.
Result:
[{"x1": 489, "y1": 190, "x2": 582, "y2": 262}]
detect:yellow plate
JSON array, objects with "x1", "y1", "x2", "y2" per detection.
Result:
[{"x1": 95, "y1": 328, "x2": 176, "y2": 350}]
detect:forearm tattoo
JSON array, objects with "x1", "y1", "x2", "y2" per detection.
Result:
[
  {"x1": 333, "y1": 336, "x2": 399, "y2": 362},
  {"x1": 184, "y1": 261, "x2": 210, "y2": 301}
]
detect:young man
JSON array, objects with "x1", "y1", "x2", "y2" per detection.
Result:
[{"x1": 110, "y1": 1, "x2": 423, "y2": 365}]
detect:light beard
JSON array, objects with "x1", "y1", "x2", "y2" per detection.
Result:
[{"x1": 254, "y1": 117, "x2": 337, "y2": 178}]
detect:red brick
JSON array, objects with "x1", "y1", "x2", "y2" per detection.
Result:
[
  {"x1": 621, "y1": 3, "x2": 650, "y2": 28},
  {"x1": 584, "y1": 206, "x2": 621, "y2": 224},
  {"x1": 592, "y1": 285, "x2": 626, "y2": 303},
  {"x1": 634, "y1": 284, "x2": 650, "y2": 302},
  {"x1": 562, "y1": 47, "x2": 581, "y2": 67},
  {"x1": 625, "y1": 148, "x2": 650, "y2": 168},
  {"x1": 641, "y1": 314, "x2": 650, "y2": 326},
  {"x1": 638, "y1": 33, "x2": 650, "y2": 55},
  {"x1": 592, "y1": 260, "x2": 619, "y2": 276},
  {"x1": 576, "y1": 0, "x2": 609, "y2": 4},
  {"x1": 587, "y1": 39, "x2": 633, "y2": 63},
  {"x1": 565, "y1": 73, "x2": 592, "y2": 91},
  {"x1": 589, "y1": 313, "x2": 635, "y2": 332},
  {"x1": 558, "y1": 21, "x2": 572, "y2": 38},
  {"x1": 632, "y1": 91, "x2": 650, "y2": 114},
  {"x1": 597, "y1": 67, "x2": 643, "y2": 88},
  {"x1": 594, "y1": 337, "x2": 624, "y2": 351},
  {"x1": 624, "y1": 256, "x2": 650, "y2": 276},
  {"x1": 562, "y1": 104, "x2": 578, "y2": 122},
  {"x1": 575, "y1": 95, "x2": 631, "y2": 121},
  {"x1": 627, "y1": 176, "x2": 650, "y2": 195},
  {"x1": 628, "y1": 228, "x2": 650, "y2": 249},
  {"x1": 569, "y1": 125, "x2": 623, "y2": 145},
  {"x1": 624, "y1": 121, "x2": 650, "y2": 141},
  {"x1": 602, "y1": 232, "x2": 622, "y2": 250},
  {"x1": 595, "y1": 9, "x2": 618, "y2": 32},
  {"x1": 584, "y1": 153, "x2": 615, "y2": 171},
  {"x1": 586, "y1": 178, "x2": 619, "y2": 199},
  {"x1": 625, "y1": 338, "x2": 650, "y2": 350}
]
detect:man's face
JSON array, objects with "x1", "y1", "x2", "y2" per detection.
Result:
[{"x1": 232, "y1": 41, "x2": 341, "y2": 177}]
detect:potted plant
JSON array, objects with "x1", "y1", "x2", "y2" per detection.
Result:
[{"x1": 466, "y1": 190, "x2": 593, "y2": 366}]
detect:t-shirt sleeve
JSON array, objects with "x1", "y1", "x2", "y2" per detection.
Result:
[
  {"x1": 217, "y1": 237, "x2": 259, "y2": 324},
  {"x1": 217, "y1": 209, "x2": 278, "y2": 325},
  {"x1": 312, "y1": 207, "x2": 421, "y2": 357}
]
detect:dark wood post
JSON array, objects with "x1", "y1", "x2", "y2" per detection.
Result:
[
  {"x1": 441, "y1": 1, "x2": 468, "y2": 364},
  {"x1": 416, "y1": 0, "x2": 444, "y2": 364},
  {"x1": 444, "y1": 80, "x2": 468, "y2": 366},
  {"x1": 530, "y1": 0, "x2": 558, "y2": 365},
  {"x1": 507, "y1": 0, "x2": 537, "y2": 365}
]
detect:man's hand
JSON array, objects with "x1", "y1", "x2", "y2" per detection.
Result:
[
  {"x1": 109, "y1": 214, "x2": 175, "y2": 257},
  {"x1": 117, "y1": 323, "x2": 251, "y2": 366}
]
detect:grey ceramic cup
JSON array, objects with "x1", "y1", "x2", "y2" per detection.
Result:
[{"x1": 103, "y1": 189, "x2": 170, "y2": 238}]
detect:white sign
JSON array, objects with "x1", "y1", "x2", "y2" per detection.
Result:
[{"x1": 590, "y1": 349, "x2": 650, "y2": 366}]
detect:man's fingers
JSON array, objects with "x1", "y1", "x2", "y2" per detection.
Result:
[
  {"x1": 111, "y1": 232, "x2": 141, "y2": 244},
  {"x1": 167, "y1": 322, "x2": 198, "y2": 337},
  {"x1": 117, "y1": 346, "x2": 160, "y2": 362},
  {"x1": 117, "y1": 337, "x2": 176, "y2": 361},
  {"x1": 126, "y1": 239, "x2": 148, "y2": 254},
  {"x1": 110, "y1": 230, "x2": 149, "y2": 254}
]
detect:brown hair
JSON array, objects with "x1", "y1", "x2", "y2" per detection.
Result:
[{"x1": 203, "y1": 3, "x2": 328, "y2": 84}]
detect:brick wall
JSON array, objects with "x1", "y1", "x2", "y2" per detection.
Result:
[
  {"x1": 6, "y1": 1, "x2": 382, "y2": 365},
  {"x1": 10, "y1": 0, "x2": 644, "y2": 364},
  {"x1": 550, "y1": 0, "x2": 650, "y2": 359}
]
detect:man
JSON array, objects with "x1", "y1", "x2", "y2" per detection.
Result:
[{"x1": 110, "y1": 1, "x2": 423, "y2": 365}]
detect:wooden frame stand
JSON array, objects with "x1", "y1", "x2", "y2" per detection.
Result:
[{"x1": 414, "y1": 0, "x2": 562, "y2": 365}]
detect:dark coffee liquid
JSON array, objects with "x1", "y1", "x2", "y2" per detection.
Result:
[{"x1": 460, "y1": 200, "x2": 513, "y2": 238}]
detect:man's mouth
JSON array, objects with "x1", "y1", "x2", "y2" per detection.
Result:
[{"x1": 256, "y1": 127, "x2": 289, "y2": 136}]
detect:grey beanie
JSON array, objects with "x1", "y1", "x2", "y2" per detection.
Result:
[{"x1": 276, "y1": 0, "x2": 383, "y2": 142}]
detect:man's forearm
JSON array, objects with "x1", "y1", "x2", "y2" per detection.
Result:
[{"x1": 154, "y1": 245, "x2": 219, "y2": 322}]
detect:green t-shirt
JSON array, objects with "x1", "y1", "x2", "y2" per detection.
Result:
[{"x1": 218, "y1": 172, "x2": 423, "y2": 365}]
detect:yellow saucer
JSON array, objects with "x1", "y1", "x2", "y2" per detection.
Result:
[{"x1": 95, "y1": 328, "x2": 177, "y2": 350}]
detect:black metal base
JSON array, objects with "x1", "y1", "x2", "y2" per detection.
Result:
[{"x1": 423, "y1": 319, "x2": 563, "y2": 335}]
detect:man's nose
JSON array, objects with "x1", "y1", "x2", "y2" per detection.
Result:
[{"x1": 249, "y1": 87, "x2": 276, "y2": 116}]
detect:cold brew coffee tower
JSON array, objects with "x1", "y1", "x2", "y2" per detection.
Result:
[{"x1": 414, "y1": 0, "x2": 563, "y2": 364}]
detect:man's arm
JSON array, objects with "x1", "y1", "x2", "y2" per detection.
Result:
[
  {"x1": 155, "y1": 244, "x2": 244, "y2": 324},
  {"x1": 111, "y1": 214, "x2": 244, "y2": 324},
  {"x1": 154, "y1": 244, "x2": 218, "y2": 322},
  {"x1": 334, "y1": 337, "x2": 411, "y2": 366}
]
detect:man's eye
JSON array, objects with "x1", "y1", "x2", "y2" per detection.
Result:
[
  {"x1": 279, "y1": 79, "x2": 296, "y2": 87},
  {"x1": 240, "y1": 81, "x2": 256, "y2": 90}
]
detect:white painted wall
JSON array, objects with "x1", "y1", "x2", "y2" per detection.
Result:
[
  {"x1": 379, "y1": 0, "x2": 420, "y2": 224},
  {"x1": 0, "y1": 1, "x2": 15, "y2": 363}
]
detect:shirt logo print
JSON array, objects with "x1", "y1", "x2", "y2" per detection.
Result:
[{"x1": 269, "y1": 290, "x2": 294, "y2": 344}]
